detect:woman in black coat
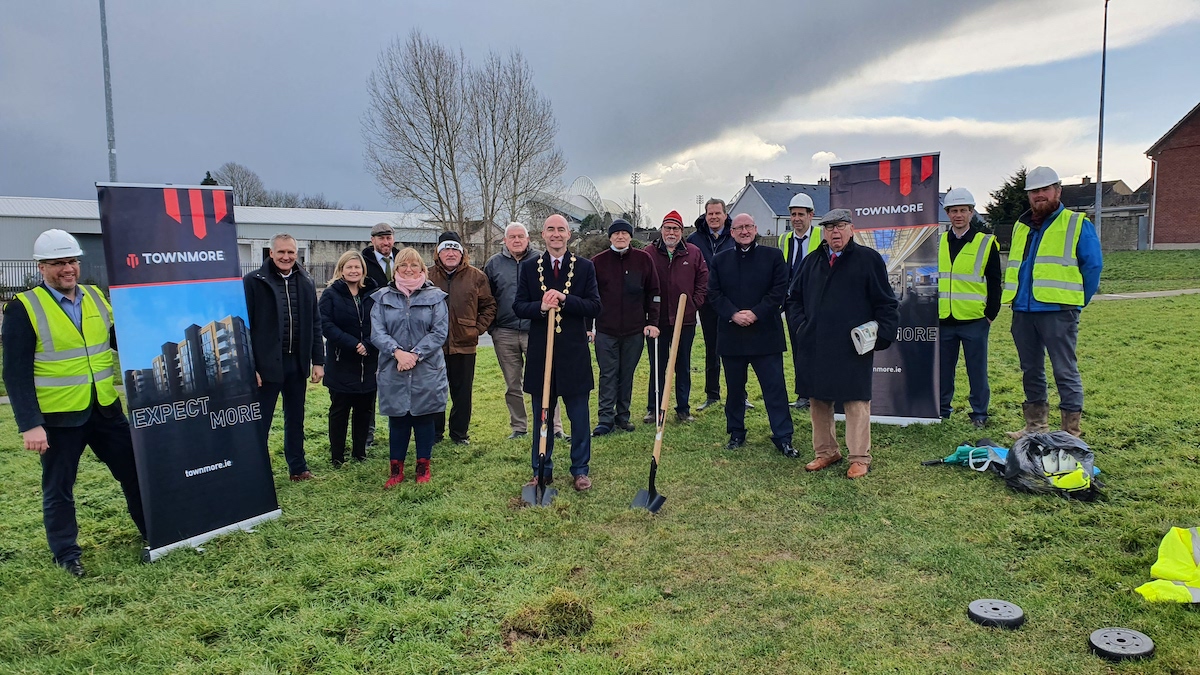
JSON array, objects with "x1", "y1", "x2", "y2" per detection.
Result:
[{"x1": 319, "y1": 251, "x2": 379, "y2": 466}]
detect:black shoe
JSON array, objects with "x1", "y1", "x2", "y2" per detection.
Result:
[
  {"x1": 554, "y1": 431, "x2": 567, "y2": 440},
  {"x1": 725, "y1": 436, "x2": 746, "y2": 450},
  {"x1": 971, "y1": 416, "x2": 989, "y2": 429},
  {"x1": 331, "y1": 458, "x2": 345, "y2": 469},
  {"x1": 508, "y1": 431, "x2": 528, "y2": 440},
  {"x1": 697, "y1": 398, "x2": 720, "y2": 411},
  {"x1": 617, "y1": 421, "x2": 636, "y2": 432},
  {"x1": 676, "y1": 412, "x2": 695, "y2": 423},
  {"x1": 58, "y1": 559, "x2": 85, "y2": 578},
  {"x1": 592, "y1": 425, "x2": 612, "y2": 437},
  {"x1": 453, "y1": 438, "x2": 470, "y2": 446},
  {"x1": 790, "y1": 398, "x2": 810, "y2": 410},
  {"x1": 776, "y1": 441, "x2": 800, "y2": 459},
  {"x1": 365, "y1": 432, "x2": 376, "y2": 448}
]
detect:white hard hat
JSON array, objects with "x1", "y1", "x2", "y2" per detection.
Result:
[
  {"x1": 1025, "y1": 166, "x2": 1061, "y2": 191},
  {"x1": 788, "y1": 193, "x2": 815, "y2": 210},
  {"x1": 33, "y1": 229, "x2": 84, "y2": 260},
  {"x1": 943, "y1": 187, "x2": 976, "y2": 210}
]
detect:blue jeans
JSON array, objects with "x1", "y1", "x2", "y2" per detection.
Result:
[
  {"x1": 939, "y1": 320, "x2": 991, "y2": 420},
  {"x1": 389, "y1": 413, "x2": 436, "y2": 462},
  {"x1": 530, "y1": 392, "x2": 591, "y2": 478},
  {"x1": 1011, "y1": 309, "x2": 1083, "y2": 412}
]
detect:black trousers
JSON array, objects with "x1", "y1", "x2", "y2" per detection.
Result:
[
  {"x1": 328, "y1": 391, "x2": 375, "y2": 463},
  {"x1": 530, "y1": 392, "x2": 592, "y2": 478},
  {"x1": 41, "y1": 408, "x2": 146, "y2": 564},
  {"x1": 646, "y1": 324, "x2": 696, "y2": 415},
  {"x1": 698, "y1": 306, "x2": 722, "y2": 401},
  {"x1": 435, "y1": 353, "x2": 476, "y2": 442},
  {"x1": 722, "y1": 353, "x2": 794, "y2": 444},
  {"x1": 785, "y1": 313, "x2": 804, "y2": 398},
  {"x1": 258, "y1": 352, "x2": 309, "y2": 475}
]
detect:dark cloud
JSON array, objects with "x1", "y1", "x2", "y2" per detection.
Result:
[{"x1": 0, "y1": 0, "x2": 1006, "y2": 210}]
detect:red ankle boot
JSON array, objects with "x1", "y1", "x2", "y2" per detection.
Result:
[
  {"x1": 384, "y1": 460, "x2": 404, "y2": 489},
  {"x1": 415, "y1": 458, "x2": 431, "y2": 484}
]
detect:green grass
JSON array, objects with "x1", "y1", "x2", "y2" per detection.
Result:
[
  {"x1": 3, "y1": 298, "x2": 1200, "y2": 673},
  {"x1": 1099, "y1": 250, "x2": 1200, "y2": 294}
]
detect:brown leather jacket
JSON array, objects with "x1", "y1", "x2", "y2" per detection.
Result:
[{"x1": 428, "y1": 254, "x2": 497, "y2": 355}]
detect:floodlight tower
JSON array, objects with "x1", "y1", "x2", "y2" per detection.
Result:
[
  {"x1": 631, "y1": 172, "x2": 641, "y2": 228},
  {"x1": 99, "y1": 0, "x2": 118, "y2": 181},
  {"x1": 1095, "y1": 0, "x2": 1110, "y2": 243},
  {"x1": 697, "y1": 194, "x2": 704, "y2": 216}
]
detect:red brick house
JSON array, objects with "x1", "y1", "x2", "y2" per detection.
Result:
[{"x1": 1147, "y1": 101, "x2": 1200, "y2": 249}]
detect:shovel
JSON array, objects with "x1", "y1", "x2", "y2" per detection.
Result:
[
  {"x1": 522, "y1": 307, "x2": 559, "y2": 507},
  {"x1": 632, "y1": 294, "x2": 687, "y2": 514}
]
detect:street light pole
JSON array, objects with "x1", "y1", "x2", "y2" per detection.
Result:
[
  {"x1": 1095, "y1": 0, "x2": 1110, "y2": 244},
  {"x1": 99, "y1": 0, "x2": 118, "y2": 182},
  {"x1": 630, "y1": 172, "x2": 641, "y2": 228}
]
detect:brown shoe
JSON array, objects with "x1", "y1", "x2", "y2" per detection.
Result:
[
  {"x1": 804, "y1": 454, "x2": 843, "y2": 472},
  {"x1": 289, "y1": 470, "x2": 315, "y2": 482},
  {"x1": 846, "y1": 462, "x2": 870, "y2": 479},
  {"x1": 573, "y1": 475, "x2": 592, "y2": 491}
]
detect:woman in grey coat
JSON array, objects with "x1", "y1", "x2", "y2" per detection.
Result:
[{"x1": 370, "y1": 247, "x2": 449, "y2": 487}]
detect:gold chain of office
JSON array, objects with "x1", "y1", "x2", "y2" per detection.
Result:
[{"x1": 537, "y1": 255, "x2": 574, "y2": 333}]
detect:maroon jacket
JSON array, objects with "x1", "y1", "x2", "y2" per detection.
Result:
[
  {"x1": 590, "y1": 246, "x2": 661, "y2": 337},
  {"x1": 646, "y1": 238, "x2": 707, "y2": 328}
]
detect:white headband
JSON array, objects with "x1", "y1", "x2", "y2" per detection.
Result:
[{"x1": 437, "y1": 240, "x2": 464, "y2": 254}]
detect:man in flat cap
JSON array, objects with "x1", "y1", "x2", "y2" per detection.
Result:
[
  {"x1": 589, "y1": 218, "x2": 660, "y2": 436},
  {"x1": 360, "y1": 222, "x2": 399, "y2": 446},
  {"x1": 786, "y1": 209, "x2": 898, "y2": 479},
  {"x1": 707, "y1": 213, "x2": 797, "y2": 458},
  {"x1": 428, "y1": 231, "x2": 496, "y2": 445},
  {"x1": 1003, "y1": 166, "x2": 1102, "y2": 439}
]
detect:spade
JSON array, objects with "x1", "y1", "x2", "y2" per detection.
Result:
[
  {"x1": 522, "y1": 308, "x2": 559, "y2": 507},
  {"x1": 632, "y1": 294, "x2": 686, "y2": 514}
]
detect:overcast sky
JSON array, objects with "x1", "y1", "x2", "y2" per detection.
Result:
[{"x1": 3, "y1": 0, "x2": 1198, "y2": 225}]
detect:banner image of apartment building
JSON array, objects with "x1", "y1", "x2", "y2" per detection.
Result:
[{"x1": 125, "y1": 315, "x2": 255, "y2": 407}]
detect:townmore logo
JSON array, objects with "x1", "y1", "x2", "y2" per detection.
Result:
[
  {"x1": 126, "y1": 253, "x2": 139, "y2": 268},
  {"x1": 124, "y1": 188, "x2": 234, "y2": 268}
]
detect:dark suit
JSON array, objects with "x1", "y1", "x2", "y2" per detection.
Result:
[
  {"x1": 362, "y1": 246, "x2": 398, "y2": 289},
  {"x1": 706, "y1": 242, "x2": 793, "y2": 445},
  {"x1": 514, "y1": 251, "x2": 602, "y2": 478}
]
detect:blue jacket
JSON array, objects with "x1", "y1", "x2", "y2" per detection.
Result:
[{"x1": 1012, "y1": 204, "x2": 1103, "y2": 312}]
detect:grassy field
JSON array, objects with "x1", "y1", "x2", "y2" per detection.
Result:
[
  {"x1": 2, "y1": 278, "x2": 1200, "y2": 672},
  {"x1": 1098, "y1": 249, "x2": 1200, "y2": 294}
]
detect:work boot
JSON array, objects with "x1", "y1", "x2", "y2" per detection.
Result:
[
  {"x1": 415, "y1": 458, "x2": 431, "y2": 484},
  {"x1": 384, "y1": 460, "x2": 404, "y2": 489},
  {"x1": 1060, "y1": 410, "x2": 1083, "y2": 438},
  {"x1": 1005, "y1": 401, "x2": 1050, "y2": 440}
]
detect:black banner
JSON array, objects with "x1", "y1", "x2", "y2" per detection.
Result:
[
  {"x1": 829, "y1": 154, "x2": 940, "y2": 423},
  {"x1": 97, "y1": 183, "x2": 280, "y2": 560}
]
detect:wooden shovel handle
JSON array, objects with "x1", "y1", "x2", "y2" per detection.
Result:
[
  {"x1": 652, "y1": 294, "x2": 688, "y2": 463},
  {"x1": 538, "y1": 308, "x2": 557, "y2": 458}
]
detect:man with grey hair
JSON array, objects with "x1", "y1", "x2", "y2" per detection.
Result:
[
  {"x1": 686, "y1": 197, "x2": 742, "y2": 412},
  {"x1": 483, "y1": 222, "x2": 563, "y2": 440},
  {"x1": 244, "y1": 233, "x2": 325, "y2": 481},
  {"x1": 1003, "y1": 166, "x2": 1102, "y2": 439}
]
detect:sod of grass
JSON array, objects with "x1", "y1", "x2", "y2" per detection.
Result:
[{"x1": 2, "y1": 291, "x2": 1200, "y2": 672}]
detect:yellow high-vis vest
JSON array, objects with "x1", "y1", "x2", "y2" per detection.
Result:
[
  {"x1": 1002, "y1": 208, "x2": 1086, "y2": 306},
  {"x1": 938, "y1": 231, "x2": 995, "y2": 320},
  {"x1": 15, "y1": 285, "x2": 118, "y2": 414},
  {"x1": 779, "y1": 226, "x2": 823, "y2": 264},
  {"x1": 1135, "y1": 527, "x2": 1200, "y2": 603}
]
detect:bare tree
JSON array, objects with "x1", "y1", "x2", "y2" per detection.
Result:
[
  {"x1": 465, "y1": 52, "x2": 509, "y2": 261},
  {"x1": 497, "y1": 51, "x2": 566, "y2": 227},
  {"x1": 212, "y1": 162, "x2": 266, "y2": 206},
  {"x1": 363, "y1": 30, "x2": 471, "y2": 233},
  {"x1": 261, "y1": 190, "x2": 302, "y2": 208},
  {"x1": 299, "y1": 193, "x2": 342, "y2": 210}
]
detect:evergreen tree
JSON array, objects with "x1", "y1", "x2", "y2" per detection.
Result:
[
  {"x1": 200, "y1": 171, "x2": 218, "y2": 186},
  {"x1": 985, "y1": 167, "x2": 1029, "y2": 228}
]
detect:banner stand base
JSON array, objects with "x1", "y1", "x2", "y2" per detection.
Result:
[
  {"x1": 142, "y1": 509, "x2": 283, "y2": 562},
  {"x1": 834, "y1": 414, "x2": 941, "y2": 427}
]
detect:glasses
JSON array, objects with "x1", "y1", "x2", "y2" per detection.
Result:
[
  {"x1": 823, "y1": 222, "x2": 852, "y2": 231},
  {"x1": 731, "y1": 224, "x2": 756, "y2": 232},
  {"x1": 661, "y1": 225, "x2": 682, "y2": 232},
  {"x1": 41, "y1": 259, "x2": 81, "y2": 268}
]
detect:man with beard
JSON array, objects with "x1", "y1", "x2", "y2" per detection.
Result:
[
  {"x1": 778, "y1": 193, "x2": 823, "y2": 410},
  {"x1": 1003, "y1": 166, "x2": 1102, "y2": 439},
  {"x1": 938, "y1": 188, "x2": 1001, "y2": 428},
  {"x1": 707, "y1": 214, "x2": 796, "y2": 457},
  {"x1": 787, "y1": 210, "x2": 899, "y2": 479},
  {"x1": 484, "y1": 222, "x2": 565, "y2": 441},
  {"x1": 589, "y1": 218, "x2": 660, "y2": 436},
  {"x1": 644, "y1": 210, "x2": 708, "y2": 424},
  {"x1": 428, "y1": 231, "x2": 496, "y2": 446},
  {"x1": 514, "y1": 215, "x2": 602, "y2": 491},
  {"x1": 687, "y1": 198, "x2": 750, "y2": 412}
]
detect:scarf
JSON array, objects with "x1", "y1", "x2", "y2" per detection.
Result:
[{"x1": 395, "y1": 272, "x2": 426, "y2": 297}]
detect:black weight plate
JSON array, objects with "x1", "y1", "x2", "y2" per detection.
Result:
[
  {"x1": 967, "y1": 599, "x2": 1026, "y2": 629},
  {"x1": 1089, "y1": 627, "x2": 1155, "y2": 661}
]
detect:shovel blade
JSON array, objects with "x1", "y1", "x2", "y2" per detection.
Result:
[
  {"x1": 521, "y1": 484, "x2": 557, "y2": 507},
  {"x1": 631, "y1": 489, "x2": 667, "y2": 513}
]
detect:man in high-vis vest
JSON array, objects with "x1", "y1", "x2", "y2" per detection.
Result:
[
  {"x1": 1003, "y1": 166, "x2": 1103, "y2": 439},
  {"x1": 937, "y1": 188, "x2": 1001, "y2": 428},
  {"x1": 1, "y1": 230, "x2": 146, "y2": 578},
  {"x1": 778, "y1": 193, "x2": 823, "y2": 410}
]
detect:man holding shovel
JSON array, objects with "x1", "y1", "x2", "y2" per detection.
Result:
[{"x1": 514, "y1": 215, "x2": 602, "y2": 491}]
